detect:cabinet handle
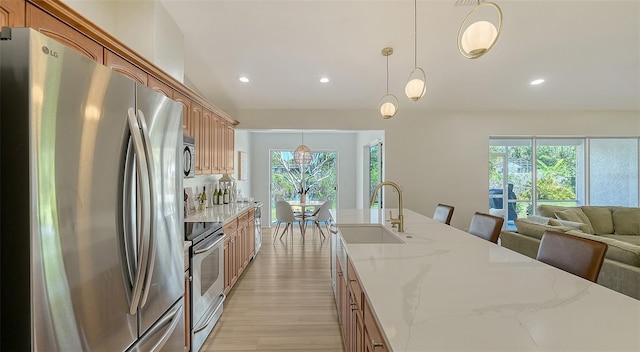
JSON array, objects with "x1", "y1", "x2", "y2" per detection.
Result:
[
  {"x1": 371, "y1": 340, "x2": 384, "y2": 348},
  {"x1": 350, "y1": 279, "x2": 356, "y2": 283},
  {"x1": 338, "y1": 272, "x2": 343, "y2": 277}
]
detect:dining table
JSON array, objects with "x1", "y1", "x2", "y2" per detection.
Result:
[{"x1": 288, "y1": 200, "x2": 325, "y2": 234}]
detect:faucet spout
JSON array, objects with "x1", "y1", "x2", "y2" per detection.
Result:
[{"x1": 369, "y1": 181, "x2": 404, "y2": 232}]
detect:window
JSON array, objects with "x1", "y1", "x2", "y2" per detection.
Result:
[
  {"x1": 590, "y1": 138, "x2": 639, "y2": 206},
  {"x1": 490, "y1": 137, "x2": 639, "y2": 224}
]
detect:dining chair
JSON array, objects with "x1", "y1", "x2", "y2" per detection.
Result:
[
  {"x1": 304, "y1": 200, "x2": 333, "y2": 240},
  {"x1": 468, "y1": 212, "x2": 504, "y2": 244},
  {"x1": 274, "y1": 200, "x2": 304, "y2": 242},
  {"x1": 433, "y1": 204, "x2": 454, "y2": 225},
  {"x1": 536, "y1": 230, "x2": 608, "y2": 282}
]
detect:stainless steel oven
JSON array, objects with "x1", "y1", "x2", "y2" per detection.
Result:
[{"x1": 188, "y1": 223, "x2": 225, "y2": 352}]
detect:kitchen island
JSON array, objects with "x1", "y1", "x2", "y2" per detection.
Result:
[{"x1": 332, "y1": 208, "x2": 640, "y2": 351}]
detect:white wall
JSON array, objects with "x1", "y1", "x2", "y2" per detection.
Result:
[
  {"x1": 236, "y1": 109, "x2": 640, "y2": 230},
  {"x1": 63, "y1": 0, "x2": 185, "y2": 82},
  {"x1": 246, "y1": 131, "x2": 359, "y2": 225}
]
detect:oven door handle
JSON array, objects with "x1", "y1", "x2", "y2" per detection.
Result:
[
  {"x1": 193, "y1": 234, "x2": 225, "y2": 255},
  {"x1": 193, "y1": 294, "x2": 226, "y2": 333}
]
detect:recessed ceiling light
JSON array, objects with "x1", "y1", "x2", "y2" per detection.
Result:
[
  {"x1": 320, "y1": 77, "x2": 330, "y2": 83},
  {"x1": 239, "y1": 76, "x2": 250, "y2": 83},
  {"x1": 530, "y1": 78, "x2": 545, "y2": 85}
]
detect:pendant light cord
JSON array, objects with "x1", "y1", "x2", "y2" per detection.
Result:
[
  {"x1": 413, "y1": 0, "x2": 417, "y2": 68},
  {"x1": 386, "y1": 55, "x2": 390, "y2": 94}
]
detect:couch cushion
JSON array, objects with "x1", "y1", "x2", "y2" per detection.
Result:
[
  {"x1": 514, "y1": 219, "x2": 573, "y2": 240},
  {"x1": 554, "y1": 209, "x2": 595, "y2": 234},
  {"x1": 599, "y1": 235, "x2": 640, "y2": 246},
  {"x1": 537, "y1": 205, "x2": 572, "y2": 218},
  {"x1": 612, "y1": 208, "x2": 640, "y2": 235},
  {"x1": 565, "y1": 230, "x2": 640, "y2": 267},
  {"x1": 580, "y1": 206, "x2": 614, "y2": 234}
]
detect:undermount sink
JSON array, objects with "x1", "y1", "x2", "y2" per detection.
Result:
[{"x1": 338, "y1": 224, "x2": 405, "y2": 244}]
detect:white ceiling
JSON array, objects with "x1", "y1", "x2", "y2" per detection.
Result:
[{"x1": 159, "y1": 0, "x2": 640, "y2": 113}]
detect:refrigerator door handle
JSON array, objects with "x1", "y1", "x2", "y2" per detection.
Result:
[
  {"x1": 136, "y1": 109, "x2": 157, "y2": 309},
  {"x1": 126, "y1": 107, "x2": 152, "y2": 315}
]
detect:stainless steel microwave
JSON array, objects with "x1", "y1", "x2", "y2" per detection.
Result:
[{"x1": 183, "y1": 135, "x2": 195, "y2": 178}]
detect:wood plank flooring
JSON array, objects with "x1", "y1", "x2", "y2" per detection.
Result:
[{"x1": 201, "y1": 226, "x2": 345, "y2": 351}]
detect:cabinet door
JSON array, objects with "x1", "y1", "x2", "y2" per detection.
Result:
[
  {"x1": 363, "y1": 300, "x2": 388, "y2": 352},
  {"x1": 248, "y1": 211, "x2": 255, "y2": 258},
  {"x1": 105, "y1": 49, "x2": 147, "y2": 85},
  {"x1": 225, "y1": 124, "x2": 235, "y2": 173},
  {"x1": 26, "y1": 4, "x2": 104, "y2": 63},
  {"x1": 223, "y1": 239, "x2": 231, "y2": 294},
  {"x1": 211, "y1": 115, "x2": 220, "y2": 173},
  {"x1": 201, "y1": 109, "x2": 213, "y2": 174},
  {"x1": 148, "y1": 75, "x2": 173, "y2": 99},
  {"x1": 191, "y1": 102, "x2": 203, "y2": 174},
  {"x1": 217, "y1": 119, "x2": 226, "y2": 172},
  {"x1": 349, "y1": 289, "x2": 364, "y2": 352},
  {"x1": 173, "y1": 91, "x2": 191, "y2": 135},
  {"x1": 0, "y1": 0, "x2": 25, "y2": 27}
]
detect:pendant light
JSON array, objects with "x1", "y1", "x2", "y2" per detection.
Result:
[
  {"x1": 294, "y1": 130, "x2": 312, "y2": 165},
  {"x1": 457, "y1": 1, "x2": 503, "y2": 59},
  {"x1": 378, "y1": 47, "x2": 399, "y2": 119},
  {"x1": 405, "y1": 0, "x2": 427, "y2": 101}
]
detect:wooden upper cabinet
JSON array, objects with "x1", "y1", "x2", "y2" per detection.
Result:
[
  {"x1": 217, "y1": 119, "x2": 227, "y2": 172},
  {"x1": 225, "y1": 123, "x2": 235, "y2": 173},
  {"x1": 191, "y1": 102, "x2": 203, "y2": 174},
  {"x1": 148, "y1": 75, "x2": 173, "y2": 99},
  {"x1": 211, "y1": 115, "x2": 220, "y2": 174},
  {"x1": 201, "y1": 109, "x2": 213, "y2": 174},
  {"x1": 105, "y1": 49, "x2": 147, "y2": 85},
  {"x1": 173, "y1": 91, "x2": 191, "y2": 136},
  {"x1": 26, "y1": 4, "x2": 104, "y2": 63},
  {"x1": 0, "y1": 0, "x2": 25, "y2": 27}
]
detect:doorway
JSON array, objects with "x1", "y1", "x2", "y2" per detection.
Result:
[{"x1": 269, "y1": 150, "x2": 337, "y2": 223}]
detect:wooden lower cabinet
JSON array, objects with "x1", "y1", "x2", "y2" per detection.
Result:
[
  {"x1": 338, "y1": 258, "x2": 389, "y2": 352},
  {"x1": 223, "y1": 210, "x2": 255, "y2": 294}
]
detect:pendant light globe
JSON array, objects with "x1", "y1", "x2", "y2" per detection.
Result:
[{"x1": 457, "y1": 2, "x2": 503, "y2": 59}]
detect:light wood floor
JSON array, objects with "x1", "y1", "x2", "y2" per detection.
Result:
[{"x1": 201, "y1": 226, "x2": 345, "y2": 352}]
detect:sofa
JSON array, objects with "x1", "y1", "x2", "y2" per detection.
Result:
[{"x1": 500, "y1": 205, "x2": 640, "y2": 300}]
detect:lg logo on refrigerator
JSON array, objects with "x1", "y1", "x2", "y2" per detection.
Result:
[{"x1": 41, "y1": 46, "x2": 59, "y2": 58}]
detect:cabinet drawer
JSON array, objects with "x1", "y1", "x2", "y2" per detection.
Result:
[
  {"x1": 347, "y1": 259, "x2": 363, "y2": 310},
  {"x1": 224, "y1": 219, "x2": 238, "y2": 234},
  {"x1": 364, "y1": 299, "x2": 388, "y2": 351},
  {"x1": 238, "y1": 212, "x2": 249, "y2": 224}
]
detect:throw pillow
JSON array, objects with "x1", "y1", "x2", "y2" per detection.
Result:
[
  {"x1": 580, "y1": 207, "x2": 614, "y2": 234},
  {"x1": 526, "y1": 215, "x2": 551, "y2": 225},
  {"x1": 554, "y1": 209, "x2": 595, "y2": 234},
  {"x1": 548, "y1": 218, "x2": 584, "y2": 231},
  {"x1": 612, "y1": 208, "x2": 640, "y2": 235}
]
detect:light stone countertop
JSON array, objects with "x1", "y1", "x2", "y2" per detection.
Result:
[
  {"x1": 184, "y1": 202, "x2": 256, "y2": 224},
  {"x1": 333, "y1": 208, "x2": 640, "y2": 351}
]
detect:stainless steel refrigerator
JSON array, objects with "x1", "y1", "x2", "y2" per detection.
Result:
[{"x1": 1, "y1": 28, "x2": 185, "y2": 351}]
